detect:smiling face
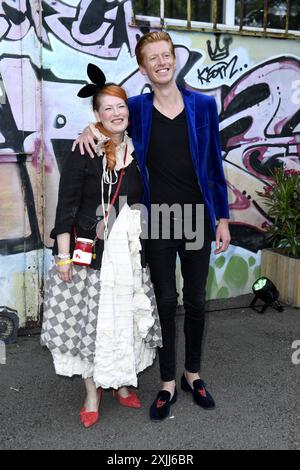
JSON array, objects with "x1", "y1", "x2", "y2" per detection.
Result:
[
  {"x1": 139, "y1": 40, "x2": 176, "y2": 86},
  {"x1": 94, "y1": 94, "x2": 129, "y2": 136}
]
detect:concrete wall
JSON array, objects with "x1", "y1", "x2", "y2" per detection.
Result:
[{"x1": 0, "y1": 0, "x2": 299, "y2": 326}]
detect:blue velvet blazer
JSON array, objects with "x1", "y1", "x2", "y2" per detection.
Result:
[{"x1": 127, "y1": 86, "x2": 230, "y2": 234}]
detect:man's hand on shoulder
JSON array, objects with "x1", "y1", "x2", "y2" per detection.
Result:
[{"x1": 72, "y1": 125, "x2": 98, "y2": 159}]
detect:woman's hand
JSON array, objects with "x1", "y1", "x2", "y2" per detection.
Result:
[
  {"x1": 72, "y1": 125, "x2": 97, "y2": 158},
  {"x1": 57, "y1": 263, "x2": 73, "y2": 283}
]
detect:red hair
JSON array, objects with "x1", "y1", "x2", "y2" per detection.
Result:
[
  {"x1": 93, "y1": 84, "x2": 128, "y2": 171},
  {"x1": 135, "y1": 31, "x2": 175, "y2": 66}
]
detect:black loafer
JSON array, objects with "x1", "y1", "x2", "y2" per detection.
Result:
[
  {"x1": 149, "y1": 388, "x2": 177, "y2": 421},
  {"x1": 181, "y1": 374, "x2": 215, "y2": 409}
]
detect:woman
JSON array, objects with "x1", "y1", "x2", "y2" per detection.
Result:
[{"x1": 41, "y1": 64, "x2": 161, "y2": 428}]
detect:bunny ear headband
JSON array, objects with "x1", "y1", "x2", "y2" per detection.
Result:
[{"x1": 77, "y1": 63, "x2": 106, "y2": 98}]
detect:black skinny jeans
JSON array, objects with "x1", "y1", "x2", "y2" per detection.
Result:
[{"x1": 147, "y1": 221, "x2": 212, "y2": 382}]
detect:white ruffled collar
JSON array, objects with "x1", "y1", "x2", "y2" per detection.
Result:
[{"x1": 91, "y1": 125, "x2": 134, "y2": 171}]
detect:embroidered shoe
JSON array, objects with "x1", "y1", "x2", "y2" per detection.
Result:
[
  {"x1": 149, "y1": 388, "x2": 177, "y2": 421},
  {"x1": 113, "y1": 389, "x2": 141, "y2": 409},
  {"x1": 181, "y1": 374, "x2": 215, "y2": 409}
]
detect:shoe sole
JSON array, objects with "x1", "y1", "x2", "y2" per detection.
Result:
[{"x1": 181, "y1": 386, "x2": 215, "y2": 410}]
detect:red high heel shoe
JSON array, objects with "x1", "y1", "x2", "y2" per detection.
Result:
[
  {"x1": 112, "y1": 389, "x2": 141, "y2": 409},
  {"x1": 80, "y1": 388, "x2": 102, "y2": 428}
]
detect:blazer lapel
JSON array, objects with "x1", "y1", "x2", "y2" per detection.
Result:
[
  {"x1": 181, "y1": 87, "x2": 200, "y2": 175},
  {"x1": 141, "y1": 92, "x2": 154, "y2": 165}
]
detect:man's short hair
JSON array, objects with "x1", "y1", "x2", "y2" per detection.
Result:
[{"x1": 135, "y1": 31, "x2": 175, "y2": 66}]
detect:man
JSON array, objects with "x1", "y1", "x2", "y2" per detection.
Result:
[{"x1": 73, "y1": 32, "x2": 230, "y2": 421}]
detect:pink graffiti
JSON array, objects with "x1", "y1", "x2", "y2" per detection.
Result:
[
  {"x1": 226, "y1": 180, "x2": 251, "y2": 211},
  {"x1": 221, "y1": 58, "x2": 300, "y2": 153},
  {"x1": 193, "y1": 57, "x2": 300, "y2": 234},
  {"x1": 222, "y1": 58, "x2": 300, "y2": 230},
  {"x1": 31, "y1": 138, "x2": 42, "y2": 169},
  {"x1": 220, "y1": 58, "x2": 300, "y2": 192},
  {"x1": 32, "y1": 138, "x2": 54, "y2": 174}
]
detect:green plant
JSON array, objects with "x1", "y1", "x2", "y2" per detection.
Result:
[{"x1": 257, "y1": 168, "x2": 300, "y2": 258}]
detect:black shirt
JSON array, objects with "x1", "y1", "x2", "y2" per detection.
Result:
[
  {"x1": 147, "y1": 107, "x2": 204, "y2": 206},
  {"x1": 147, "y1": 107, "x2": 209, "y2": 240}
]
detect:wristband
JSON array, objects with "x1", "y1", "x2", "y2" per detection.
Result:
[
  {"x1": 57, "y1": 259, "x2": 72, "y2": 266},
  {"x1": 57, "y1": 253, "x2": 71, "y2": 259}
]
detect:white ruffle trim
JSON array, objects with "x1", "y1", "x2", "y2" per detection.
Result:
[
  {"x1": 90, "y1": 125, "x2": 134, "y2": 170},
  {"x1": 93, "y1": 204, "x2": 155, "y2": 388},
  {"x1": 52, "y1": 352, "x2": 94, "y2": 379}
]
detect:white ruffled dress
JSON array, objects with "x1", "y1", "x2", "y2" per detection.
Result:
[{"x1": 44, "y1": 133, "x2": 159, "y2": 389}]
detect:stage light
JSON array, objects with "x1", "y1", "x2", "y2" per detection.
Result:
[{"x1": 250, "y1": 276, "x2": 284, "y2": 314}]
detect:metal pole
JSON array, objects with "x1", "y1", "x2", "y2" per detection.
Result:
[
  {"x1": 224, "y1": 0, "x2": 236, "y2": 27},
  {"x1": 263, "y1": 0, "x2": 268, "y2": 34},
  {"x1": 211, "y1": 0, "x2": 218, "y2": 29},
  {"x1": 285, "y1": 0, "x2": 291, "y2": 35},
  {"x1": 239, "y1": 0, "x2": 244, "y2": 32},
  {"x1": 160, "y1": 0, "x2": 165, "y2": 28},
  {"x1": 187, "y1": 0, "x2": 191, "y2": 28}
]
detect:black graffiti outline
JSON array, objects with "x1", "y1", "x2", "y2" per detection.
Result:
[
  {"x1": 0, "y1": 0, "x2": 135, "y2": 59},
  {"x1": 197, "y1": 55, "x2": 239, "y2": 85},
  {"x1": 207, "y1": 34, "x2": 232, "y2": 62},
  {"x1": 217, "y1": 56, "x2": 300, "y2": 252},
  {"x1": 219, "y1": 56, "x2": 300, "y2": 157},
  {"x1": 42, "y1": 0, "x2": 134, "y2": 58},
  {"x1": 0, "y1": 0, "x2": 40, "y2": 42},
  {"x1": 0, "y1": 53, "x2": 43, "y2": 255}
]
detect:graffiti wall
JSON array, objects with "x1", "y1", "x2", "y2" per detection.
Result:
[
  {"x1": 0, "y1": 0, "x2": 299, "y2": 325},
  {"x1": 0, "y1": 0, "x2": 43, "y2": 327}
]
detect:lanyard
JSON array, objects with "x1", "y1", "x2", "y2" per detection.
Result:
[{"x1": 98, "y1": 143, "x2": 128, "y2": 242}]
